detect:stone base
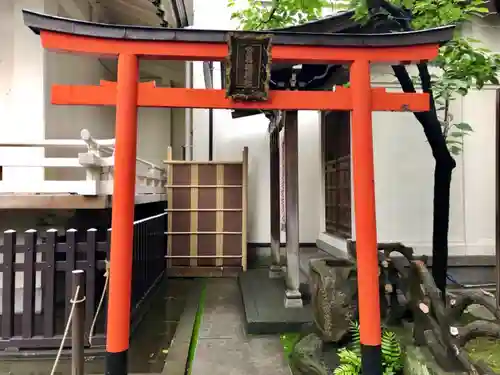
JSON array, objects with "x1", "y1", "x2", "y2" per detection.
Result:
[
  {"x1": 239, "y1": 269, "x2": 312, "y2": 334},
  {"x1": 285, "y1": 289, "x2": 303, "y2": 309}
]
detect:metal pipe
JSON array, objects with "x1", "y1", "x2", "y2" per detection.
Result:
[{"x1": 208, "y1": 62, "x2": 214, "y2": 161}]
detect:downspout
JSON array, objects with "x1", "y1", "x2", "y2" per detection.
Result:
[
  {"x1": 208, "y1": 62, "x2": 214, "y2": 161},
  {"x1": 203, "y1": 62, "x2": 214, "y2": 160},
  {"x1": 185, "y1": 62, "x2": 193, "y2": 160}
]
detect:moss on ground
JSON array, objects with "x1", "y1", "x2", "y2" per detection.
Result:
[
  {"x1": 280, "y1": 332, "x2": 302, "y2": 358},
  {"x1": 186, "y1": 281, "x2": 206, "y2": 375},
  {"x1": 466, "y1": 337, "x2": 500, "y2": 373}
]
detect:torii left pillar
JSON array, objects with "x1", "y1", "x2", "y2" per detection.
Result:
[{"x1": 105, "y1": 54, "x2": 139, "y2": 375}]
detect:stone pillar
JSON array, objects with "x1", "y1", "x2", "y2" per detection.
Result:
[
  {"x1": 269, "y1": 119, "x2": 282, "y2": 278},
  {"x1": 284, "y1": 110, "x2": 302, "y2": 308}
]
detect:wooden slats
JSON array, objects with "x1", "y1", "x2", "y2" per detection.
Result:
[
  {"x1": 165, "y1": 148, "x2": 248, "y2": 277},
  {"x1": 22, "y1": 230, "x2": 36, "y2": 339},
  {"x1": 1, "y1": 230, "x2": 15, "y2": 339},
  {"x1": 43, "y1": 229, "x2": 57, "y2": 338}
]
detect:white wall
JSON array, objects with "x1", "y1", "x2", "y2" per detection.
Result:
[
  {"x1": 364, "y1": 17, "x2": 499, "y2": 257},
  {"x1": 192, "y1": 0, "x2": 499, "y2": 254},
  {"x1": 0, "y1": 0, "x2": 49, "y2": 187},
  {"x1": 192, "y1": 0, "x2": 322, "y2": 243},
  {"x1": 46, "y1": 3, "x2": 174, "y2": 180},
  {"x1": 367, "y1": 79, "x2": 467, "y2": 256},
  {"x1": 0, "y1": 0, "x2": 178, "y2": 187}
]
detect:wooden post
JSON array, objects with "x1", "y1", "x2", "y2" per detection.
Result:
[
  {"x1": 284, "y1": 110, "x2": 302, "y2": 308},
  {"x1": 71, "y1": 270, "x2": 86, "y2": 375},
  {"x1": 105, "y1": 53, "x2": 139, "y2": 375},
  {"x1": 350, "y1": 59, "x2": 382, "y2": 375},
  {"x1": 242, "y1": 147, "x2": 249, "y2": 271},
  {"x1": 166, "y1": 146, "x2": 173, "y2": 269},
  {"x1": 269, "y1": 120, "x2": 282, "y2": 278}
]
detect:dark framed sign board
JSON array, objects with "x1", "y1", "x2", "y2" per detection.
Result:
[{"x1": 225, "y1": 33, "x2": 272, "y2": 101}]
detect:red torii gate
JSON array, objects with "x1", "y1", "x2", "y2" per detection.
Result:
[{"x1": 23, "y1": 10, "x2": 453, "y2": 375}]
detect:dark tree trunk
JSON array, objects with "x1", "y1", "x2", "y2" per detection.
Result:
[
  {"x1": 432, "y1": 161, "x2": 454, "y2": 296},
  {"x1": 392, "y1": 64, "x2": 456, "y2": 299}
]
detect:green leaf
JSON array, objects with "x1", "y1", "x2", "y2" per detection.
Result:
[
  {"x1": 450, "y1": 145, "x2": 462, "y2": 155},
  {"x1": 334, "y1": 363, "x2": 359, "y2": 375},
  {"x1": 455, "y1": 122, "x2": 474, "y2": 132}
]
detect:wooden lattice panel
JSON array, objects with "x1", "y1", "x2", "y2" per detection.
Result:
[
  {"x1": 323, "y1": 111, "x2": 352, "y2": 238},
  {"x1": 165, "y1": 148, "x2": 248, "y2": 277}
]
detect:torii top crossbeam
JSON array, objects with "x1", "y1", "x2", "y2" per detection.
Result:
[{"x1": 23, "y1": 9, "x2": 453, "y2": 375}]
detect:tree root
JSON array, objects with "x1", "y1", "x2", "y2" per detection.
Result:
[
  {"x1": 346, "y1": 241, "x2": 500, "y2": 374},
  {"x1": 406, "y1": 259, "x2": 500, "y2": 375}
]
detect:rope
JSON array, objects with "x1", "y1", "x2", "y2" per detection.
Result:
[
  {"x1": 50, "y1": 285, "x2": 86, "y2": 375},
  {"x1": 88, "y1": 259, "x2": 110, "y2": 347}
]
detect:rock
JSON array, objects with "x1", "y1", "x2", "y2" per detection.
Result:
[
  {"x1": 290, "y1": 333, "x2": 329, "y2": 375},
  {"x1": 309, "y1": 258, "x2": 357, "y2": 343}
]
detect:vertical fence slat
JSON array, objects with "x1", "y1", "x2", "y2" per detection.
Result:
[
  {"x1": 190, "y1": 165, "x2": 199, "y2": 267},
  {"x1": 85, "y1": 229, "x2": 97, "y2": 337},
  {"x1": 166, "y1": 147, "x2": 173, "y2": 268},
  {"x1": 103, "y1": 229, "x2": 112, "y2": 332},
  {"x1": 163, "y1": 202, "x2": 168, "y2": 276},
  {"x1": 216, "y1": 165, "x2": 224, "y2": 267},
  {"x1": 140, "y1": 221, "x2": 146, "y2": 303},
  {"x1": 22, "y1": 229, "x2": 37, "y2": 339},
  {"x1": 143, "y1": 220, "x2": 149, "y2": 292},
  {"x1": 131, "y1": 223, "x2": 138, "y2": 308},
  {"x1": 43, "y1": 229, "x2": 57, "y2": 338},
  {"x1": 2, "y1": 230, "x2": 16, "y2": 339},
  {"x1": 65, "y1": 229, "x2": 77, "y2": 321}
]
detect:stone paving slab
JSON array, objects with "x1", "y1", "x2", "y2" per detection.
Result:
[
  {"x1": 239, "y1": 269, "x2": 313, "y2": 334},
  {"x1": 191, "y1": 279, "x2": 292, "y2": 375}
]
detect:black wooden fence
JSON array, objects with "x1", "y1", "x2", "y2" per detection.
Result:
[{"x1": 0, "y1": 209, "x2": 167, "y2": 352}]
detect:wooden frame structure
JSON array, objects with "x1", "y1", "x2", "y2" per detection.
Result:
[
  {"x1": 23, "y1": 9, "x2": 454, "y2": 375},
  {"x1": 323, "y1": 111, "x2": 352, "y2": 238},
  {"x1": 164, "y1": 147, "x2": 248, "y2": 277}
]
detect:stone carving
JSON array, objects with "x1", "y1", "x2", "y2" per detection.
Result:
[
  {"x1": 309, "y1": 258, "x2": 357, "y2": 343},
  {"x1": 289, "y1": 333, "x2": 329, "y2": 375}
]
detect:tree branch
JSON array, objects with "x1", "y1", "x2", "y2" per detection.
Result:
[{"x1": 257, "y1": 0, "x2": 279, "y2": 29}]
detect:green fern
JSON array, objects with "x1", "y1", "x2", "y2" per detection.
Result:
[
  {"x1": 334, "y1": 363, "x2": 359, "y2": 375},
  {"x1": 381, "y1": 330, "x2": 404, "y2": 370},
  {"x1": 349, "y1": 320, "x2": 361, "y2": 356},
  {"x1": 338, "y1": 347, "x2": 362, "y2": 369},
  {"x1": 333, "y1": 321, "x2": 404, "y2": 375}
]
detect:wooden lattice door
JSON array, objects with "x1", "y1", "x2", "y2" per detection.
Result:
[
  {"x1": 165, "y1": 148, "x2": 248, "y2": 277},
  {"x1": 323, "y1": 111, "x2": 352, "y2": 238}
]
